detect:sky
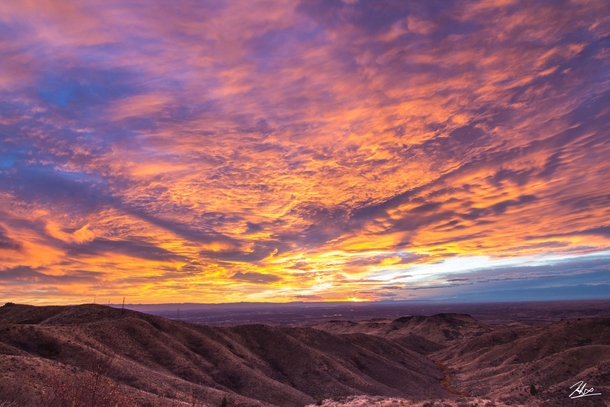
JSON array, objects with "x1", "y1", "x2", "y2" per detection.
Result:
[{"x1": 1, "y1": 0, "x2": 609, "y2": 305}]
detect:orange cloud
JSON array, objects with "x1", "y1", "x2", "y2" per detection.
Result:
[{"x1": 0, "y1": 0, "x2": 609, "y2": 304}]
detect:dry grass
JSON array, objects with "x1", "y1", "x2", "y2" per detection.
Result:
[
  {"x1": 42, "y1": 353, "x2": 135, "y2": 407},
  {"x1": 0, "y1": 304, "x2": 449, "y2": 406},
  {"x1": 304, "y1": 395, "x2": 521, "y2": 407},
  {"x1": 2, "y1": 304, "x2": 609, "y2": 407}
]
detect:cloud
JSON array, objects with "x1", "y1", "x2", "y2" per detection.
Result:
[
  {"x1": 45, "y1": 223, "x2": 95, "y2": 244},
  {"x1": 1, "y1": 0, "x2": 609, "y2": 303},
  {"x1": 0, "y1": 165, "x2": 113, "y2": 214},
  {"x1": 38, "y1": 67, "x2": 140, "y2": 110},
  {"x1": 0, "y1": 226, "x2": 22, "y2": 251},
  {"x1": 66, "y1": 238, "x2": 182, "y2": 262},
  {"x1": 230, "y1": 271, "x2": 282, "y2": 284},
  {"x1": 577, "y1": 226, "x2": 610, "y2": 238},
  {"x1": 291, "y1": 294, "x2": 324, "y2": 301},
  {"x1": 0, "y1": 266, "x2": 101, "y2": 285},
  {"x1": 418, "y1": 268, "x2": 610, "y2": 302}
]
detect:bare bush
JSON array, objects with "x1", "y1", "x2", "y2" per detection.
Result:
[
  {"x1": 0, "y1": 376, "x2": 39, "y2": 407},
  {"x1": 41, "y1": 353, "x2": 136, "y2": 407}
]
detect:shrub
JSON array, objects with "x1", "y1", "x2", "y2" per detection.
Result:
[
  {"x1": 0, "y1": 376, "x2": 38, "y2": 406},
  {"x1": 42, "y1": 353, "x2": 136, "y2": 407}
]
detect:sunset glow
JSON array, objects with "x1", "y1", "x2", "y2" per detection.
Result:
[{"x1": 1, "y1": 0, "x2": 609, "y2": 304}]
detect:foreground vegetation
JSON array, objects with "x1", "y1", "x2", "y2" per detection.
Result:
[{"x1": 305, "y1": 395, "x2": 518, "y2": 407}]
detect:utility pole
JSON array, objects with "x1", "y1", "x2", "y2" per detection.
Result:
[{"x1": 121, "y1": 297, "x2": 125, "y2": 315}]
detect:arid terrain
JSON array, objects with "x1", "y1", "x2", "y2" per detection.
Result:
[
  {"x1": 127, "y1": 300, "x2": 610, "y2": 327},
  {"x1": 0, "y1": 302, "x2": 609, "y2": 406}
]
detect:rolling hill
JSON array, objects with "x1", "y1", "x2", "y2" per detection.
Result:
[
  {"x1": 0, "y1": 303, "x2": 449, "y2": 406},
  {"x1": 431, "y1": 316, "x2": 610, "y2": 406},
  {"x1": 2, "y1": 303, "x2": 609, "y2": 406}
]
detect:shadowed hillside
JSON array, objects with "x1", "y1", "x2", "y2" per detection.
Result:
[
  {"x1": 0, "y1": 303, "x2": 449, "y2": 406},
  {"x1": 432, "y1": 316, "x2": 610, "y2": 406},
  {"x1": 312, "y1": 312, "x2": 610, "y2": 406},
  {"x1": 314, "y1": 313, "x2": 491, "y2": 346}
]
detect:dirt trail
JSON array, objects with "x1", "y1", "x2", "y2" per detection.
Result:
[{"x1": 434, "y1": 360, "x2": 470, "y2": 397}]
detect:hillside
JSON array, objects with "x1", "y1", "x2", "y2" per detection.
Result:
[
  {"x1": 2, "y1": 303, "x2": 609, "y2": 407},
  {"x1": 314, "y1": 313, "x2": 491, "y2": 347},
  {"x1": 0, "y1": 303, "x2": 449, "y2": 407},
  {"x1": 432, "y1": 316, "x2": 610, "y2": 406}
]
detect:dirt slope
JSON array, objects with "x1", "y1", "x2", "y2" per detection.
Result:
[
  {"x1": 433, "y1": 316, "x2": 610, "y2": 406},
  {"x1": 314, "y1": 313, "x2": 492, "y2": 346}
]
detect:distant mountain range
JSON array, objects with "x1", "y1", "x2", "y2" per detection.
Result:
[{"x1": 0, "y1": 303, "x2": 608, "y2": 406}]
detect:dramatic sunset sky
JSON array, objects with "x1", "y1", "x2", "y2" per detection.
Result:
[{"x1": 1, "y1": 0, "x2": 609, "y2": 305}]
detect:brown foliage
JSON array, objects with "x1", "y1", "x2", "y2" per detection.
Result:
[
  {"x1": 41, "y1": 353, "x2": 136, "y2": 407},
  {"x1": 0, "y1": 376, "x2": 38, "y2": 407}
]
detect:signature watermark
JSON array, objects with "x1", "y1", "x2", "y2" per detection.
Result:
[{"x1": 569, "y1": 381, "x2": 601, "y2": 399}]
